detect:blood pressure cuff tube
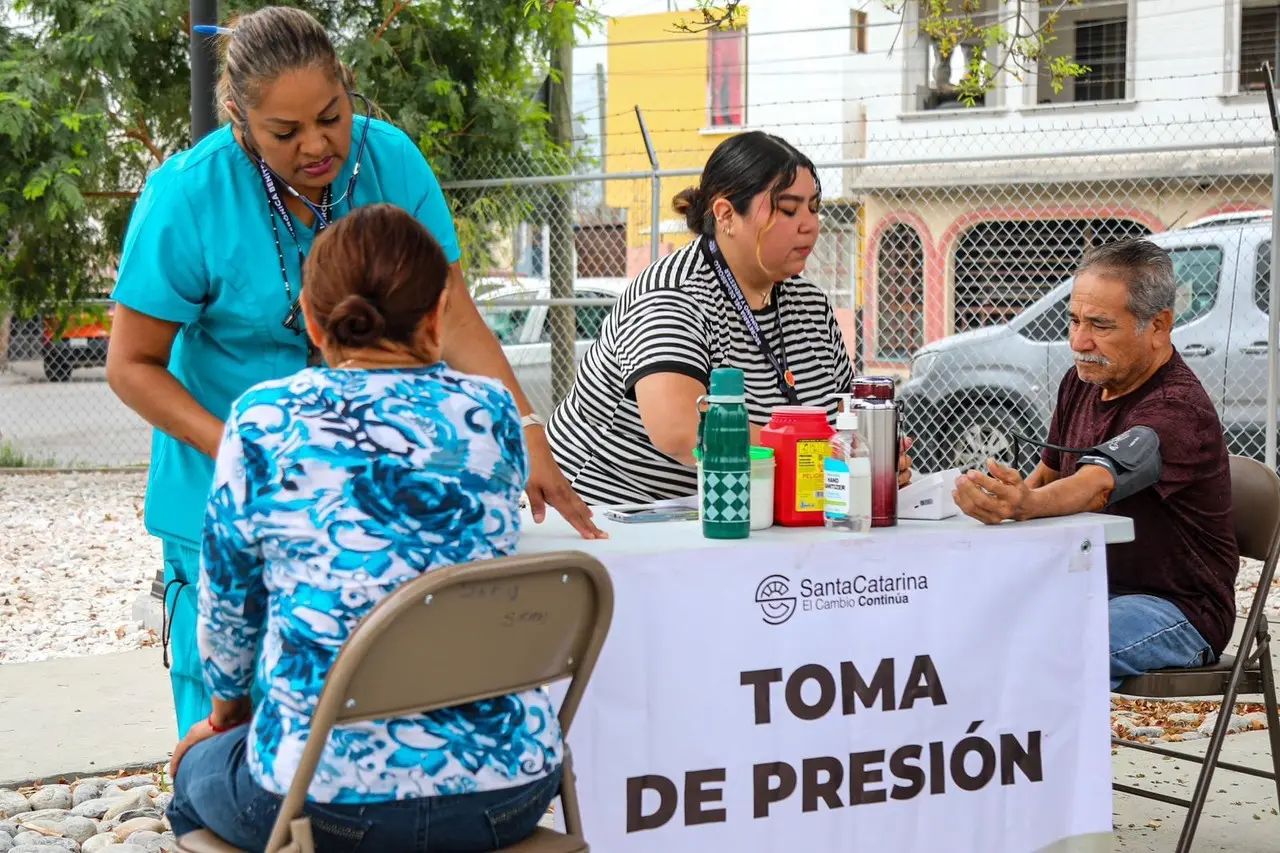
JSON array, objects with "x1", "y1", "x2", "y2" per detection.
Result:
[{"x1": 1077, "y1": 426, "x2": 1162, "y2": 505}]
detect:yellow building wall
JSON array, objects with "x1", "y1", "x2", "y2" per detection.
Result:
[{"x1": 605, "y1": 10, "x2": 747, "y2": 276}]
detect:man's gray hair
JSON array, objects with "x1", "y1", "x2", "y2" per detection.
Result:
[{"x1": 1075, "y1": 238, "x2": 1176, "y2": 330}]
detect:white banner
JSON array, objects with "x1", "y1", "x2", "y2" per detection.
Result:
[{"x1": 557, "y1": 522, "x2": 1112, "y2": 853}]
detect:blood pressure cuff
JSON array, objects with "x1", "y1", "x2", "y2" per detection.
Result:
[{"x1": 1077, "y1": 426, "x2": 1162, "y2": 505}]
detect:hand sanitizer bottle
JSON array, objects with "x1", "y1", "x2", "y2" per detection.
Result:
[{"x1": 824, "y1": 397, "x2": 872, "y2": 532}]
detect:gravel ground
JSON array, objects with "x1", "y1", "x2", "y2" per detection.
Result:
[
  {"x1": 0, "y1": 474, "x2": 160, "y2": 664},
  {"x1": 0, "y1": 770, "x2": 176, "y2": 852}
]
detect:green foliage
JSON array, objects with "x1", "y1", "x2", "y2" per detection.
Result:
[
  {"x1": 0, "y1": 0, "x2": 597, "y2": 316},
  {"x1": 0, "y1": 438, "x2": 57, "y2": 467}
]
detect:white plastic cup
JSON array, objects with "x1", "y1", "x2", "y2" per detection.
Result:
[
  {"x1": 697, "y1": 452, "x2": 772, "y2": 529},
  {"x1": 750, "y1": 453, "x2": 775, "y2": 530}
]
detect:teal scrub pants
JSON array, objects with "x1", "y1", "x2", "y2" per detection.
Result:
[
  {"x1": 162, "y1": 540, "x2": 210, "y2": 739},
  {"x1": 161, "y1": 540, "x2": 265, "y2": 739}
]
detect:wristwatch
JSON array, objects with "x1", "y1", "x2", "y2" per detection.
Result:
[{"x1": 521, "y1": 413, "x2": 546, "y2": 430}]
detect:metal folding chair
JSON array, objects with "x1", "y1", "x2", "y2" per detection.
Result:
[
  {"x1": 177, "y1": 550, "x2": 614, "y2": 853},
  {"x1": 1111, "y1": 455, "x2": 1280, "y2": 852}
]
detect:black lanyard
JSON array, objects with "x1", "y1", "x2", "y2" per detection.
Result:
[
  {"x1": 256, "y1": 158, "x2": 332, "y2": 365},
  {"x1": 701, "y1": 237, "x2": 799, "y2": 405}
]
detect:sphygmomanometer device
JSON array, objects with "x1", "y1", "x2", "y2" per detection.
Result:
[{"x1": 1012, "y1": 426, "x2": 1162, "y2": 505}]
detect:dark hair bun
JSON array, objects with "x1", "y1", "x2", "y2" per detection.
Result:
[
  {"x1": 327, "y1": 294, "x2": 386, "y2": 348},
  {"x1": 672, "y1": 186, "x2": 707, "y2": 235}
]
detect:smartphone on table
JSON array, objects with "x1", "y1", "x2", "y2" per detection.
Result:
[{"x1": 601, "y1": 505, "x2": 700, "y2": 524}]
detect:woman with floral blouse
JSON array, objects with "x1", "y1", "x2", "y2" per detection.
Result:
[{"x1": 165, "y1": 203, "x2": 562, "y2": 853}]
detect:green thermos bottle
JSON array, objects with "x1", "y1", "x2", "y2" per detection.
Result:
[{"x1": 698, "y1": 367, "x2": 751, "y2": 540}]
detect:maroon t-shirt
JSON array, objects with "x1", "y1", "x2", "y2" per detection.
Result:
[{"x1": 1043, "y1": 350, "x2": 1238, "y2": 653}]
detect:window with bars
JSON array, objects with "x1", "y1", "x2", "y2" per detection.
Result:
[
  {"x1": 1074, "y1": 18, "x2": 1128, "y2": 101},
  {"x1": 874, "y1": 224, "x2": 925, "y2": 360},
  {"x1": 953, "y1": 218, "x2": 1152, "y2": 332},
  {"x1": 1241, "y1": 5, "x2": 1280, "y2": 92}
]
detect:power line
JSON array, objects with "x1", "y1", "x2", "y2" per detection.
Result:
[
  {"x1": 573, "y1": 44, "x2": 1267, "y2": 79},
  {"x1": 589, "y1": 113, "x2": 1268, "y2": 159},
  {"x1": 611, "y1": 68, "x2": 1266, "y2": 114}
]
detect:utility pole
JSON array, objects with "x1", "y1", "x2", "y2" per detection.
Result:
[
  {"x1": 190, "y1": 0, "x2": 220, "y2": 142},
  {"x1": 547, "y1": 33, "x2": 577, "y2": 407},
  {"x1": 596, "y1": 62, "x2": 607, "y2": 181}
]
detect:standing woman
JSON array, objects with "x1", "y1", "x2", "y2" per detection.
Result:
[
  {"x1": 548, "y1": 131, "x2": 911, "y2": 504},
  {"x1": 107, "y1": 5, "x2": 600, "y2": 739}
]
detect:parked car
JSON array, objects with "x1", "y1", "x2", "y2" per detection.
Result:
[
  {"x1": 898, "y1": 212, "x2": 1274, "y2": 475},
  {"x1": 42, "y1": 301, "x2": 114, "y2": 382},
  {"x1": 476, "y1": 276, "x2": 629, "y2": 417}
]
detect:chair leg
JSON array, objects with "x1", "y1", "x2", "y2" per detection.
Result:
[
  {"x1": 559, "y1": 752, "x2": 584, "y2": 838},
  {"x1": 1259, "y1": 648, "x2": 1280, "y2": 808},
  {"x1": 1175, "y1": 678, "x2": 1248, "y2": 853}
]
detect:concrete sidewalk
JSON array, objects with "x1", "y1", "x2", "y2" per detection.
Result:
[
  {"x1": 2, "y1": 648, "x2": 1279, "y2": 850},
  {"x1": 0, "y1": 649, "x2": 172, "y2": 786}
]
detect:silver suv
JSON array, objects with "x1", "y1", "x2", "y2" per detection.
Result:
[{"x1": 898, "y1": 213, "x2": 1274, "y2": 474}]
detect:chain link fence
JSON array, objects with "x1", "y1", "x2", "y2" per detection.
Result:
[{"x1": 2, "y1": 105, "x2": 1277, "y2": 474}]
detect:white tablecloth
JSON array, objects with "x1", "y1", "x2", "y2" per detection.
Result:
[{"x1": 525, "y1": 511, "x2": 1128, "y2": 852}]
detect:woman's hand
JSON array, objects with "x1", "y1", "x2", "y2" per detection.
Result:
[
  {"x1": 524, "y1": 426, "x2": 608, "y2": 540},
  {"x1": 171, "y1": 696, "x2": 252, "y2": 778},
  {"x1": 898, "y1": 436, "x2": 915, "y2": 488},
  {"x1": 170, "y1": 718, "x2": 219, "y2": 779}
]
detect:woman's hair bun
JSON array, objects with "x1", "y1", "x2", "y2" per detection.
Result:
[
  {"x1": 671, "y1": 186, "x2": 707, "y2": 235},
  {"x1": 327, "y1": 293, "x2": 386, "y2": 348}
]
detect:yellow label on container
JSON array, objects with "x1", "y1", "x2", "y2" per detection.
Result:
[{"x1": 795, "y1": 440, "x2": 830, "y2": 512}]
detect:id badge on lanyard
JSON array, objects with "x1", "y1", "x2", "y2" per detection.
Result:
[
  {"x1": 701, "y1": 237, "x2": 799, "y2": 405},
  {"x1": 257, "y1": 159, "x2": 332, "y2": 366}
]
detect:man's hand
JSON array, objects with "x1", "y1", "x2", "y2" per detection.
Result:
[
  {"x1": 953, "y1": 459, "x2": 1034, "y2": 525},
  {"x1": 898, "y1": 436, "x2": 914, "y2": 488},
  {"x1": 524, "y1": 426, "x2": 608, "y2": 540}
]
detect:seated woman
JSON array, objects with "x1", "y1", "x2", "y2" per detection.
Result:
[
  {"x1": 166, "y1": 204, "x2": 562, "y2": 852},
  {"x1": 548, "y1": 131, "x2": 909, "y2": 505}
]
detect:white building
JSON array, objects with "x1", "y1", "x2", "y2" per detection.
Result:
[{"x1": 574, "y1": 0, "x2": 1276, "y2": 364}]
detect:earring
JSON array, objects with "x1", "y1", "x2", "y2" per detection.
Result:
[{"x1": 723, "y1": 222, "x2": 735, "y2": 237}]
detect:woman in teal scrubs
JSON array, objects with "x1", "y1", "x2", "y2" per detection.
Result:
[{"x1": 106, "y1": 5, "x2": 603, "y2": 738}]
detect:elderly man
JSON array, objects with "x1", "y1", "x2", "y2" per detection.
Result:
[{"x1": 953, "y1": 238, "x2": 1238, "y2": 689}]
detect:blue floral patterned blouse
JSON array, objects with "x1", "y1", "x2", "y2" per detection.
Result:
[{"x1": 197, "y1": 364, "x2": 563, "y2": 804}]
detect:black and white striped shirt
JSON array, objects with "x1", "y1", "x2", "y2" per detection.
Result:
[{"x1": 547, "y1": 237, "x2": 854, "y2": 506}]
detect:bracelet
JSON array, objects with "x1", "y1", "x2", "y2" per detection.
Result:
[
  {"x1": 521, "y1": 414, "x2": 546, "y2": 430},
  {"x1": 208, "y1": 714, "x2": 246, "y2": 734}
]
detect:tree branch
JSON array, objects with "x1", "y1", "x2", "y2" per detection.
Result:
[
  {"x1": 373, "y1": 1, "x2": 410, "y2": 44},
  {"x1": 670, "y1": 0, "x2": 745, "y2": 33},
  {"x1": 129, "y1": 110, "x2": 164, "y2": 164}
]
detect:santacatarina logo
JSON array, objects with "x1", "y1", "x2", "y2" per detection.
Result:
[{"x1": 754, "y1": 574, "x2": 797, "y2": 625}]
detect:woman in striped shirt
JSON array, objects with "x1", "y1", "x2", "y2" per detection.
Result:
[{"x1": 548, "y1": 131, "x2": 911, "y2": 505}]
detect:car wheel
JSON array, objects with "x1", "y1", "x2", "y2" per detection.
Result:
[
  {"x1": 947, "y1": 403, "x2": 1036, "y2": 476},
  {"x1": 43, "y1": 353, "x2": 73, "y2": 382}
]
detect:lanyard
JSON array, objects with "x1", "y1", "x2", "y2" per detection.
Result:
[
  {"x1": 257, "y1": 156, "x2": 333, "y2": 253},
  {"x1": 701, "y1": 237, "x2": 800, "y2": 405},
  {"x1": 255, "y1": 159, "x2": 332, "y2": 365}
]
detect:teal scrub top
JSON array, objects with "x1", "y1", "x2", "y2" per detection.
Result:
[{"x1": 111, "y1": 116, "x2": 461, "y2": 548}]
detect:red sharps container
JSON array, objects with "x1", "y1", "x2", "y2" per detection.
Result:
[
  {"x1": 852, "y1": 377, "x2": 899, "y2": 527},
  {"x1": 760, "y1": 406, "x2": 835, "y2": 527}
]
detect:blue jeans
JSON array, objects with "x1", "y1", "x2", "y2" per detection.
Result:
[
  {"x1": 1110, "y1": 594, "x2": 1214, "y2": 691},
  {"x1": 168, "y1": 725, "x2": 562, "y2": 852}
]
